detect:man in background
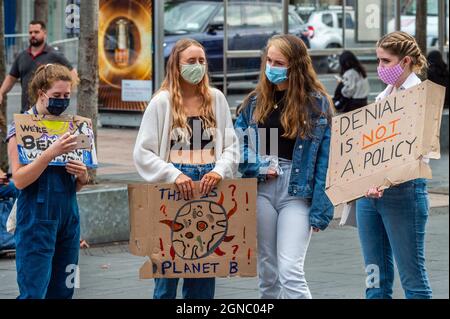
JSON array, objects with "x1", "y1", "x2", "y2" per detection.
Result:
[{"x1": 0, "y1": 20, "x2": 77, "y2": 113}]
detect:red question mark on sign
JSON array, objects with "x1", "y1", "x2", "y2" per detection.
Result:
[
  {"x1": 232, "y1": 245, "x2": 239, "y2": 260},
  {"x1": 228, "y1": 184, "x2": 236, "y2": 198},
  {"x1": 160, "y1": 204, "x2": 167, "y2": 217}
]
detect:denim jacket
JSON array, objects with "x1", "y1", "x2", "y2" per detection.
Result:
[{"x1": 234, "y1": 93, "x2": 334, "y2": 230}]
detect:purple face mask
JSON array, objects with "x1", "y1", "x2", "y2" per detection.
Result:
[{"x1": 377, "y1": 63, "x2": 404, "y2": 85}]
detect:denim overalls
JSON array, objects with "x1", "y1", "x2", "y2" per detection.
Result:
[
  {"x1": 15, "y1": 166, "x2": 80, "y2": 299},
  {"x1": 153, "y1": 162, "x2": 216, "y2": 299}
]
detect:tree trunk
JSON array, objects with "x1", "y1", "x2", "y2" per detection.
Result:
[
  {"x1": 77, "y1": 0, "x2": 99, "y2": 183},
  {"x1": 34, "y1": 0, "x2": 49, "y2": 24},
  {"x1": 0, "y1": 0, "x2": 8, "y2": 171},
  {"x1": 415, "y1": 0, "x2": 427, "y2": 55}
]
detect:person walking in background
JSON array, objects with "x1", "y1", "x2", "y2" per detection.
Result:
[
  {"x1": 356, "y1": 31, "x2": 433, "y2": 299},
  {"x1": 0, "y1": 21, "x2": 77, "y2": 113},
  {"x1": 7, "y1": 64, "x2": 87, "y2": 299},
  {"x1": 332, "y1": 50, "x2": 370, "y2": 113},
  {"x1": 133, "y1": 38, "x2": 239, "y2": 299},
  {"x1": 0, "y1": 167, "x2": 18, "y2": 254},
  {"x1": 1, "y1": 113, "x2": 18, "y2": 253},
  {"x1": 427, "y1": 50, "x2": 449, "y2": 109},
  {"x1": 235, "y1": 34, "x2": 334, "y2": 299}
]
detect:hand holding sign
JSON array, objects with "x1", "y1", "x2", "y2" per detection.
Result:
[
  {"x1": 200, "y1": 172, "x2": 222, "y2": 196},
  {"x1": 66, "y1": 160, "x2": 88, "y2": 184},
  {"x1": 175, "y1": 173, "x2": 196, "y2": 200},
  {"x1": 14, "y1": 114, "x2": 98, "y2": 168},
  {"x1": 366, "y1": 186, "x2": 384, "y2": 198},
  {"x1": 47, "y1": 132, "x2": 78, "y2": 159}
]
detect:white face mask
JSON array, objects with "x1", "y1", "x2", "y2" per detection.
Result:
[{"x1": 180, "y1": 63, "x2": 206, "y2": 84}]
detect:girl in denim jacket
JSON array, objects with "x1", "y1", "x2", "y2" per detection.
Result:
[{"x1": 235, "y1": 34, "x2": 334, "y2": 299}]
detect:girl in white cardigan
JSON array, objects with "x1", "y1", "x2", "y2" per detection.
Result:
[{"x1": 133, "y1": 38, "x2": 239, "y2": 299}]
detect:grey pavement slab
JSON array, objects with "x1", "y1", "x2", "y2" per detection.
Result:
[
  {"x1": 429, "y1": 153, "x2": 449, "y2": 194},
  {"x1": 0, "y1": 211, "x2": 447, "y2": 299}
]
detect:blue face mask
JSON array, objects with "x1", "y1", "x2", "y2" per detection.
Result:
[
  {"x1": 44, "y1": 93, "x2": 70, "y2": 116},
  {"x1": 265, "y1": 63, "x2": 288, "y2": 84}
]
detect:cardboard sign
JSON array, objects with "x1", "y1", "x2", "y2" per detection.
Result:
[
  {"x1": 128, "y1": 179, "x2": 257, "y2": 279},
  {"x1": 14, "y1": 114, "x2": 98, "y2": 169},
  {"x1": 326, "y1": 80, "x2": 445, "y2": 206}
]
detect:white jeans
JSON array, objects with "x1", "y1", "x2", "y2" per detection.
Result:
[{"x1": 257, "y1": 159, "x2": 312, "y2": 299}]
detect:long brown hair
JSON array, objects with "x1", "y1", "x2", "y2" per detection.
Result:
[
  {"x1": 157, "y1": 38, "x2": 216, "y2": 141},
  {"x1": 241, "y1": 34, "x2": 333, "y2": 139},
  {"x1": 377, "y1": 31, "x2": 428, "y2": 75},
  {"x1": 28, "y1": 63, "x2": 78, "y2": 107}
]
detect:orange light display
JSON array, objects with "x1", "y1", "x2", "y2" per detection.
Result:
[{"x1": 98, "y1": 0, "x2": 153, "y2": 112}]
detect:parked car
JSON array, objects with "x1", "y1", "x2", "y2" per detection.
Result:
[
  {"x1": 305, "y1": 7, "x2": 368, "y2": 73},
  {"x1": 387, "y1": 0, "x2": 440, "y2": 48},
  {"x1": 293, "y1": 4, "x2": 316, "y2": 22},
  {"x1": 163, "y1": 0, "x2": 311, "y2": 84}
]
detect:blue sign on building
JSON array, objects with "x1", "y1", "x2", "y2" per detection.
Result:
[{"x1": 4, "y1": 0, "x2": 16, "y2": 34}]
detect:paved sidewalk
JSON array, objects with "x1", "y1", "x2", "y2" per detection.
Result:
[
  {"x1": 0, "y1": 209, "x2": 448, "y2": 299},
  {"x1": 0, "y1": 208, "x2": 449, "y2": 299}
]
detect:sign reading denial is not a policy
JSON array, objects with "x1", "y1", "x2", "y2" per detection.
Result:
[
  {"x1": 14, "y1": 114, "x2": 98, "y2": 168},
  {"x1": 326, "y1": 80, "x2": 445, "y2": 205},
  {"x1": 128, "y1": 179, "x2": 257, "y2": 279}
]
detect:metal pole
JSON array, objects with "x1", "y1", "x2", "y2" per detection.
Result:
[
  {"x1": 395, "y1": 0, "x2": 401, "y2": 31},
  {"x1": 282, "y1": 0, "x2": 289, "y2": 34},
  {"x1": 154, "y1": 0, "x2": 165, "y2": 91},
  {"x1": 342, "y1": 0, "x2": 346, "y2": 48},
  {"x1": 438, "y1": 0, "x2": 446, "y2": 55},
  {"x1": 223, "y1": 0, "x2": 228, "y2": 96}
]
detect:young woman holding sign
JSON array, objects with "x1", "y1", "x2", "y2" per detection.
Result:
[
  {"x1": 235, "y1": 34, "x2": 334, "y2": 299},
  {"x1": 356, "y1": 31, "x2": 432, "y2": 299},
  {"x1": 133, "y1": 38, "x2": 239, "y2": 299},
  {"x1": 6, "y1": 64, "x2": 88, "y2": 299}
]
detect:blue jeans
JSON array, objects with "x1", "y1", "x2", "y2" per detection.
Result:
[
  {"x1": 1, "y1": 182, "x2": 18, "y2": 251},
  {"x1": 153, "y1": 163, "x2": 216, "y2": 299},
  {"x1": 356, "y1": 179, "x2": 432, "y2": 299}
]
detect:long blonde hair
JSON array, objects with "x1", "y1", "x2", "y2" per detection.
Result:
[
  {"x1": 242, "y1": 34, "x2": 333, "y2": 139},
  {"x1": 157, "y1": 39, "x2": 216, "y2": 142},
  {"x1": 377, "y1": 31, "x2": 428, "y2": 75}
]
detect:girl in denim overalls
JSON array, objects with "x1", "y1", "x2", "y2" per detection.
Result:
[
  {"x1": 7, "y1": 64, "x2": 88, "y2": 299},
  {"x1": 357, "y1": 31, "x2": 433, "y2": 299},
  {"x1": 235, "y1": 35, "x2": 334, "y2": 299},
  {"x1": 133, "y1": 39, "x2": 239, "y2": 299}
]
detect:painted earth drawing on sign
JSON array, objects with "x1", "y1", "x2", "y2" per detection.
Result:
[{"x1": 160, "y1": 192, "x2": 237, "y2": 260}]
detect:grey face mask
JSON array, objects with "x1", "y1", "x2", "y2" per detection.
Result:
[{"x1": 180, "y1": 63, "x2": 206, "y2": 85}]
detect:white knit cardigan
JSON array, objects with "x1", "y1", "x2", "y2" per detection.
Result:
[{"x1": 133, "y1": 88, "x2": 240, "y2": 183}]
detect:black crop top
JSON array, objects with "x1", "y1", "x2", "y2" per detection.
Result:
[
  {"x1": 170, "y1": 116, "x2": 214, "y2": 151},
  {"x1": 258, "y1": 90, "x2": 296, "y2": 160}
]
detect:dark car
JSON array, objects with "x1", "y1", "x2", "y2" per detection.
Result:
[{"x1": 164, "y1": 1, "x2": 311, "y2": 84}]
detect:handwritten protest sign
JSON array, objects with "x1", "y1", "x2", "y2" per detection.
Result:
[
  {"x1": 14, "y1": 114, "x2": 98, "y2": 168},
  {"x1": 128, "y1": 179, "x2": 257, "y2": 279},
  {"x1": 326, "y1": 80, "x2": 445, "y2": 205}
]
